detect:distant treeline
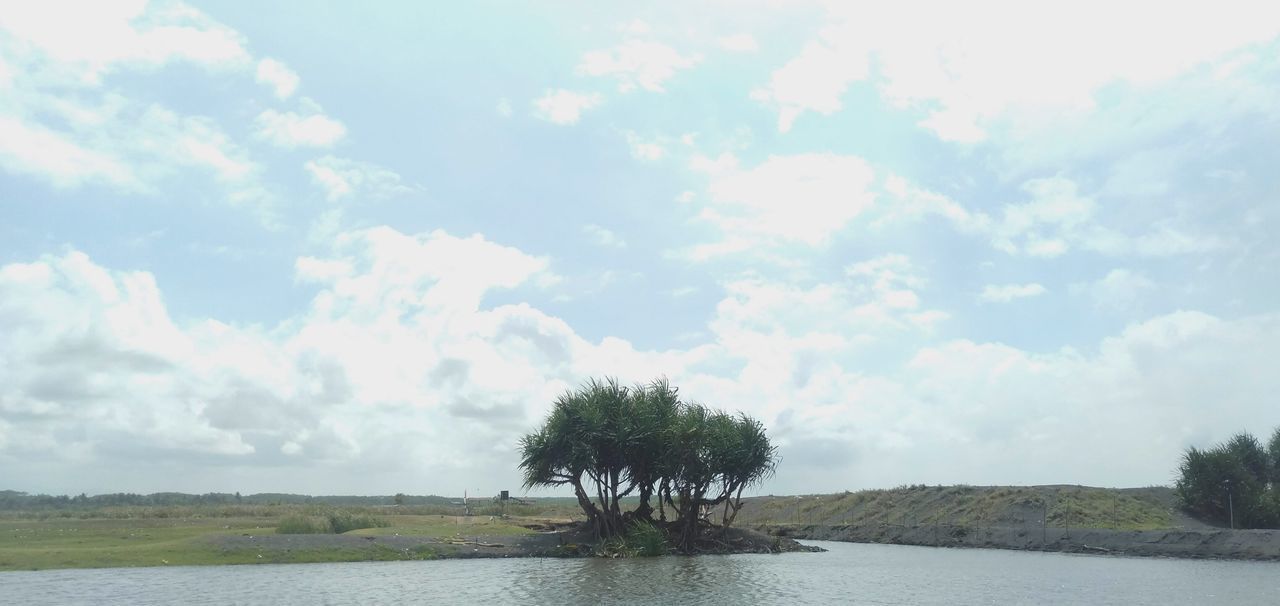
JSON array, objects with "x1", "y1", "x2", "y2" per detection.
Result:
[{"x1": 0, "y1": 490, "x2": 467, "y2": 510}]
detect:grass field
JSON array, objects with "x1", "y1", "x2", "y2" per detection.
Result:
[{"x1": 0, "y1": 509, "x2": 550, "y2": 571}]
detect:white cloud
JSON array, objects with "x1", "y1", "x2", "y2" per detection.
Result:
[
  {"x1": 496, "y1": 98, "x2": 513, "y2": 118},
  {"x1": 0, "y1": 0, "x2": 252, "y2": 85},
  {"x1": 254, "y1": 101, "x2": 347, "y2": 148},
  {"x1": 717, "y1": 33, "x2": 758, "y2": 53},
  {"x1": 577, "y1": 40, "x2": 701, "y2": 92},
  {"x1": 687, "y1": 269, "x2": 1280, "y2": 490},
  {"x1": 582, "y1": 224, "x2": 626, "y2": 248},
  {"x1": 878, "y1": 174, "x2": 988, "y2": 232},
  {"x1": 137, "y1": 105, "x2": 257, "y2": 184},
  {"x1": 0, "y1": 91, "x2": 260, "y2": 197},
  {"x1": 531, "y1": 89, "x2": 602, "y2": 125},
  {"x1": 987, "y1": 177, "x2": 1094, "y2": 257},
  {"x1": 0, "y1": 230, "x2": 596, "y2": 492},
  {"x1": 0, "y1": 0, "x2": 266, "y2": 196},
  {"x1": 702, "y1": 255, "x2": 942, "y2": 364},
  {"x1": 755, "y1": 2, "x2": 1280, "y2": 138},
  {"x1": 0, "y1": 115, "x2": 140, "y2": 189},
  {"x1": 255, "y1": 58, "x2": 299, "y2": 99},
  {"x1": 750, "y1": 32, "x2": 869, "y2": 132},
  {"x1": 0, "y1": 252, "x2": 253, "y2": 462},
  {"x1": 982, "y1": 177, "x2": 1226, "y2": 259},
  {"x1": 623, "y1": 131, "x2": 665, "y2": 161},
  {"x1": 1076, "y1": 268, "x2": 1156, "y2": 310},
  {"x1": 685, "y1": 153, "x2": 877, "y2": 257},
  {"x1": 304, "y1": 155, "x2": 413, "y2": 202},
  {"x1": 980, "y1": 283, "x2": 1047, "y2": 303},
  {"x1": 3, "y1": 236, "x2": 1279, "y2": 494},
  {"x1": 846, "y1": 255, "x2": 943, "y2": 328}
]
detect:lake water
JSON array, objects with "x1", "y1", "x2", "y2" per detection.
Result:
[{"x1": 3, "y1": 541, "x2": 1279, "y2": 605}]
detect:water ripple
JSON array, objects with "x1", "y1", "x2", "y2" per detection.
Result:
[{"x1": 3, "y1": 542, "x2": 1280, "y2": 605}]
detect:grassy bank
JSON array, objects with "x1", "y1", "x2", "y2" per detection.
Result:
[
  {"x1": 0, "y1": 511, "x2": 542, "y2": 571},
  {"x1": 736, "y1": 485, "x2": 1189, "y2": 531}
]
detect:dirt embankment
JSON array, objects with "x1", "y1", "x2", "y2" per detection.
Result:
[
  {"x1": 764, "y1": 523, "x2": 1280, "y2": 561},
  {"x1": 739, "y1": 484, "x2": 1280, "y2": 561}
]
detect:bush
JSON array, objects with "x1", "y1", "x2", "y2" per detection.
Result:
[
  {"x1": 277, "y1": 515, "x2": 330, "y2": 534},
  {"x1": 624, "y1": 520, "x2": 668, "y2": 557},
  {"x1": 327, "y1": 511, "x2": 390, "y2": 534},
  {"x1": 594, "y1": 521, "x2": 668, "y2": 558},
  {"x1": 276, "y1": 511, "x2": 390, "y2": 534},
  {"x1": 1177, "y1": 429, "x2": 1280, "y2": 528}
]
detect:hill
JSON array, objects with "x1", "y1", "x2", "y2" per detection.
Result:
[{"x1": 735, "y1": 484, "x2": 1211, "y2": 531}]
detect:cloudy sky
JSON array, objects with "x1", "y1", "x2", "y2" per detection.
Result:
[{"x1": 2, "y1": 0, "x2": 1279, "y2": 498}]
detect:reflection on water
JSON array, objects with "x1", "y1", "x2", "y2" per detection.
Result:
[{"x1": 4, "y1": 541, "x2": 1280, "y2": 605}]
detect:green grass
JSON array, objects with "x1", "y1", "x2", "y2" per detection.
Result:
[
  {"x1": 743, "y1": 485, "x2": 1177, "y2": 531},
  {"x1": 324, "y1": 511, "x2": 390, "y2": 534},
  {"x1": 0, "y1": 516, "x2": 274, "y2": 570},
  {"x1": 348, "y1": 514, "x2": 534, "y2": 538},
  {"x1": 0, "y1": 511, "x2": 536, "y2": 571},
  {"x1": 275, "y1": 515, "x2": 330, "y2": 534}
]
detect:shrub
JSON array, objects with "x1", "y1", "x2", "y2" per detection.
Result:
[
  {"x1": 276, "y1": 511, "x2": 390, "y2": 534},
  {"x1": 327, "y1": 511, "x2": 390, "y2": 534},
  {"x1": 594, "y1": 520, "x2": 668, "y2": 557},
  {"x1": 624, "y1": 520, "x2": 668, "y2": 557},
  {"x1": 277, "y1": 515, "x2": 330, "y2": 534}
]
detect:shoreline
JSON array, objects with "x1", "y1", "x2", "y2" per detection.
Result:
[
  {"x1": 762, "y1": 523, "x2": 1280, "y2": 562},
  {"x1": 0, "y1": 518, "x2": 817, "y2": 572}
]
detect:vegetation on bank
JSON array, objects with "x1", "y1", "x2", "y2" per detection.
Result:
[
  {"x1": 519, "y1": 377, "x2": 778, "y2": 552},
  {"x1": 595, "y1": 521, "x2": 669, "y2": 558},
  {"x1": 0, "y1": 497, "x2": 582, "y2": 522},
  {"x1": 275, "y1": 511, "x2": 390, "y2": 534},
  {"x1": 0, "y1": 512, "x2": 534, "y2": 571},
  {"x1": 0, "y1": 490, "x2": 578, "y2": 517},
  {"x1": 1176, "y1": 428, "x2": 1280, "y2": 528},
  {"x1": 738, "y1": 485, "x2": 1177, "y2": 531}
]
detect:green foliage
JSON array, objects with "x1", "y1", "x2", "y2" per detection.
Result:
[
  {"x1": 624, "y1": 520, "x2": 668, "y2": 557},
  {"x1": 518, "y1": 376, "x2": 777, "y2": 551},
  {"x1": 276, "y1": 515, "x2": 330, "y2": 534},
  {"x1": 1176, "y1": 428, "x2": 1280, "y2": 528},
  {"x1": 594, "y1": 521, "x2": 669, "y2": 558},
  {"x1": 0, "y1": 512, "x2": 536, "y2": 571},
  {"x1": 408, "y1": 544, "x2": 439, "y2": 559},
  {"x1": 745, "y1": 485, "x2": 1175, "y2": 530},
  {"x1": 275, "y1": 511, "x2": 389, "y2": 534},
  {"x1": 326, "y1": 511, "x2": 390, "y2": 534}
]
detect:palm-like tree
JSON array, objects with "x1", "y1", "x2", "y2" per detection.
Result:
[{"x1": 518, "y1": 376, "x2": 778, "y2": 549}]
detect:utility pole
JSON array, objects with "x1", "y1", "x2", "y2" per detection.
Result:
[
  {"x1": 1223, "y1": 479, "x2": 1235, "y2": 530},
  {"x1": 1041, "y1": 499, "x2": 1047, "y2": 547}
]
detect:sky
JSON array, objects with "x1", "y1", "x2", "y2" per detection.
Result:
[{"x1": 2, "y1": 0, "x2": 1279, "y2": 498}]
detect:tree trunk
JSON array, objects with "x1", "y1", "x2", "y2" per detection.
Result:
[
  {"x1": 722, "y1": 485, "x2": 746, "y2": 528},
  {"x1": 572, "y1": 479, "x2": 600, "y2": 532}
]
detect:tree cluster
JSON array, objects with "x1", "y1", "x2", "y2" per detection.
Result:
[
  {"x1": 0, "y1": 490, "x2": 459, "y2": 510},
  {"x1": 518, "y1": 377, "x2": 778, "y2": 552},
  {"x1": 1175, "y1": 428, "x2": 1280, "y2": 528}
]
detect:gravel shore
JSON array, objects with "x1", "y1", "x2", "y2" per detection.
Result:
[{"x1": 763, "y1": 523, "x2": 1280, "y2": 561}]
